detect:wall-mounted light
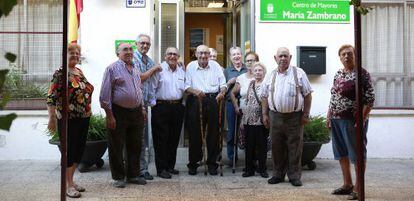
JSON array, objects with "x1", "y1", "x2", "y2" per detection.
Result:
[{"x1": 207, "y1": 2, "x2": 224, "y2": 8}]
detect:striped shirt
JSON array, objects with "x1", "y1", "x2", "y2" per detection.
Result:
[
  {"x1": 99, "y1": 60, "x2": 144, "y2": 110},
  {"x1": 260, "y1": 66, "x2": 313, "y2": 113},
  {"x1": 149, "y1": 61, "x2": 185, "y2": 106},
  {"x1": 185, "y1": 60, "x2": 226, "y2": 93}
]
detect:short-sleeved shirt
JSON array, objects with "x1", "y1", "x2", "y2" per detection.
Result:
[
  {"x1": 99, "y1": 60, "x2": 143, "y2": 110},
  {"x1": 47, "y1": 67, "x2": 94, "y2": 119},
  {"x1": 260, "y1": 66, "x2": 313, "y2": 113},
  {"x1": 236, "y1": 73, "x2": 254, "y2": 110},
  {"x1": 133, "y1": 51, "x2": 155, "y2": 105},
  {"x1": 185, "y1": 60, "x2": 226, "y2": 93},
  {"x1": 329, "y1": 67, "x2": 375, "y2": 119},
  {"x1": 149, "y1": 61, "x2": 186, "y2": 106},
  {"x1": 224, "y1": 64, "x2": 247, "y2": 101},
  {"x1": 242, "y1": 81, "x2": 263, "y2": 126}
]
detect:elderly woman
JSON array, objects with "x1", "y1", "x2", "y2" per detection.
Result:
[
  {"x1": 224, "y1": 46, "x2": 247, "y2": 165},
  {"x1": 327, "y1": 45, "x2": 375, "y2": 200},
  {"x1": 47, "y1": 43, "x2": 94, "y2": 198},
  {"x1": 240, "y1": 62, "x2": 268, "y2": 178},
  {"x1": 230, "y1": 52, "x2": 259, "y2": 116}
]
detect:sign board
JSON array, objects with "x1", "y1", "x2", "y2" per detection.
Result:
[
  {"x1": 126, "y1": 0, "x2": 145, "y2": 8},
  {"x1": 114, "y1": 40, "x2": 137, "y2": 52},
  {"x1": 260, "y1": 0, "x2": 350, "y2": 23}
]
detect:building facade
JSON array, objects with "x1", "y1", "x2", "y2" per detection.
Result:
[{"x1": 0, "y1": 0, "x2": 413, "y2": 160}]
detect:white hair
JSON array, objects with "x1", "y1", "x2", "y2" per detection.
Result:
[{"x1": 136, "y1": 34, "x2": 151, "y2": 42}]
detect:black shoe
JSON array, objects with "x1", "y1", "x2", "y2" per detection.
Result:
[
  {"x1": 188, "y1": 168, "x2": 197, "y2": 175},
  {"x1": 140, "y1": 172, "x2": 154, "y2": 180},
  {"x1": 167, "y1": 169, "x2": 179, "y2": 175},
  {"x1": 157, "y1": 170, "x2": 172, "y2": 179},
  {"x1": 289, "y1": 179, "x2": 303, "y2": 187},
  {"x1": 208, "y1": 168, "x2": 218, "y2": 175},
  {"x1": 331, "y1": 185, "x2": 354, "y2": 195},
  {"x1": 242, "y1": 172, "x2": 254, "y2": 177},
  {"x1": 112, "y1": 179, "x2": 126, "y2": 188},
  {"x1": 267, "y1": 176, "x2": 284, "y2": 184},
  {"x1": 127, "y1": 177, "x2": 147, "y2": 185},
  {"x1": 260, "y1": 171, "x2": 269, "y2": 178}
]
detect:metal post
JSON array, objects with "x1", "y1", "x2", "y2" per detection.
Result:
[
  {"x1": 353, "y1": 1, "x2": 365, "y2": 200},
  {"x1": 61, "y1": 0, "x2": 68, "y2": 200}
]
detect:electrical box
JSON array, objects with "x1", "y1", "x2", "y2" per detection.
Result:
[{"x1": 297, "y1": 46, "x2": 326, "y2": 75}]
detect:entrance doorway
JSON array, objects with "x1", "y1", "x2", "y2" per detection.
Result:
[{"x1": 184, "y1": 13, "x2": 228, "y2": 67}]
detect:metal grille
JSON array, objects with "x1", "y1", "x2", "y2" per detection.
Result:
[
  {"x1": 0, "y1": 0, "x2": 63, "y2": 109},
  {"x1": 362, "y1": 3, "x2": 414, "y2": 108},
  {"x1": 160, "y1": 3, "x2": 177, "y2": 58}
]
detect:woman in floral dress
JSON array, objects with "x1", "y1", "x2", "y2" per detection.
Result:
[{"x1": 47, "y1": 43, "x2": 94, "y2": 198}]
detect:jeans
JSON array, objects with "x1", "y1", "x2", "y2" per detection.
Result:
[{"x1": 226, "y1": 101, "x2": 238, "y2": 162}]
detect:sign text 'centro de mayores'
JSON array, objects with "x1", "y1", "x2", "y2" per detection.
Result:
[{"x1": 260, "y1": 0, "x2": 350, "y2": 23}]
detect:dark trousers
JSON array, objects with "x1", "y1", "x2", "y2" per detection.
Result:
[
  {"x1": 244, "y1": 125, "x2": 268, "y2": 173},
  {"x1": 186, "y1": 95, "x2": 220, "y2": 170},
  {"x1": 58, "y1": 117, "x2": 90, "y2": 167},
  {"x1": 107, "y1": 104, "x2": 144, "y2": 180},
  {"x1": 269, "y1": 111, "x2": 303, "y2": 180},
  {"x1": 151, "y1": 102, "x2": 184, "y2": 173},
  {"x1": 226, "y1": 101, "x2": 239, "y2": 161}
]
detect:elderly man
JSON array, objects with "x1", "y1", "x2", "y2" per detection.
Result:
[
  {"x1": 261, "y1": 47, "x2": 313, "y2": 187},
  {"x1": 100, "y1": 43, "x2": 146, "y2": 188},
  {"x1": 223, "y1": 46, "x2": 247, "y2": 166},
  {"x1": 185, "y1": 45, "x2": 226, "y2": 176},
  {"x1": 149, "y1": 47, "x2": 185, "y2": 179},
  {"x1": 133, "y1": 34, "x2": 162, "y2": 180}
]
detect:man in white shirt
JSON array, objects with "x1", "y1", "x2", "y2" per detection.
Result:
[
  {"x1": 149, "y1": 47, "x2": 185, "y2": 179},
  {"x1": 185, "y1": 45, "x2": 226, "y2": 176},
  {"x1": 261, "y1": 47, "x2": 313, "y2": 187}
]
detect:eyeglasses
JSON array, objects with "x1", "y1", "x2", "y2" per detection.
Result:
[
  {"x1": 121, "y1": 47, "x2": 133, "y2": 52},
  {"x1": 139, "y1": 41, "x2": 151, "y2": 46},
  {"x1": 246, "y1": 59, "x2": 256, "y2": 63},
  {"x1": 166, "y1": 52, "x2": 179, "y2": 56},
  {"x1": 197, "y1": 51, "x2": 210, "y2": 55}
]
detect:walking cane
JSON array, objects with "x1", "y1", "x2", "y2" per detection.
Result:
[
  {"x1": 198, "y1": 98, "x2": 208, "y2": 176},
  {"x1": 232, "y1": 113, "x2": 238, "y2": 174},
  {"x1": 218, "y1": 100, "x2": 224, "y2": 176}
]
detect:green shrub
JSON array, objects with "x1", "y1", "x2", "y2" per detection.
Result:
[
  {"x1": 303, "y1": 115, "x2": 330, "y2": 143},
  {"x1": 3, "y1": 66, "x2": 47, "y2": 99}
]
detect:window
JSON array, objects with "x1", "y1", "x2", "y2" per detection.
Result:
[
  {"x1": 362, "y1": 1, "x2": 414, "y2": 108},
  {"x1": 0, "y1": 0, "x2": 62, "y2": 109}
]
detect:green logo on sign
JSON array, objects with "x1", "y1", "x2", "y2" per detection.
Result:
[{"x1": 260, "y1": 0, "x2": 350, "y2": 23}]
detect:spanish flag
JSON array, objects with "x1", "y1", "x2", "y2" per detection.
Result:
[{"x1": 69, "y1": 0, "x2": 83, "y2": 43}]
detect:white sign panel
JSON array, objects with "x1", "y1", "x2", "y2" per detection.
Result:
[{"x1": 126, "y1": 0, "x2": 146, "y2": 8}]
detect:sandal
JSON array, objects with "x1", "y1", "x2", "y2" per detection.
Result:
[
  {"x1": 331, "y1": 185, "x2": 353, "y2": 195},
  {"x1": 74, "y1": 184, "x2": 85, "y2": 192},
  {"x1": 66, "y1": 186, "x2": 81, "y2": 198},
  {"x1": 347, "y1": 191, "x2": 358, "y2": 200}
]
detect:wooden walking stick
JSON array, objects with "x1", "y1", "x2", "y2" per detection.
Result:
[
  {"x1": 232, "y1": 113, "x2": 238, "y2": 174},
  {"x1": 198, "y1": 98, "x2": 208, "y2": 176},
  {"x1": 218, "y1": 100, "x2": 224, "y2": 176}
]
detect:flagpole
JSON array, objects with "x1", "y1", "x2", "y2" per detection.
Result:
[
  {"x1": 61, "y1": 0, "x2": 68, "y2": 200},
  {"x1": 353, "y1": 1, "x2": 365, "y2": 200}
]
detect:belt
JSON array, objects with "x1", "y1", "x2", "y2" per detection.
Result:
[
  {"x1": 156, "y1": 99, "x2": 182, "y2": 104},
  {"x1": 205, "y1": 92, "x2": 218, "y2": 99},
  {"x1": 112, "y1": 104, "x2": 142, "y2": 112}
]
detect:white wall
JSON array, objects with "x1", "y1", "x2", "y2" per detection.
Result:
[
  {"x1": 0, "y1": 111, "x2": 60, "y2": 160},
  {"x1": 255, "y1": 3, "x2": 414, "y2": 159},
  {"x1": 80, "y1": 0, "x2": 153, "y2": 115}
]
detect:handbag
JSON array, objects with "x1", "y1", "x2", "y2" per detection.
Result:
[{"x1": 250, "y1": 81, "x2": 272, "y2": 152}]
